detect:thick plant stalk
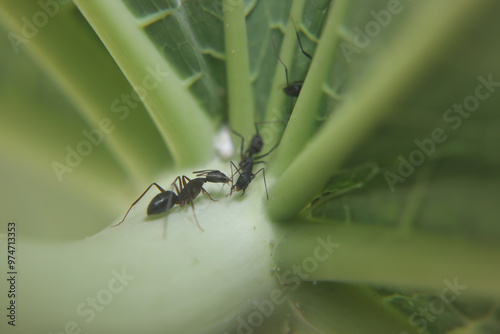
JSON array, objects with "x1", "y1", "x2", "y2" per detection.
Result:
[
  {"x1": 224, "y1": 0, "x2": 255, "y2": 139},
  {"x1": 270, "y1": 0, "x2": 351, "y2": 175},
  {"x1": 74, "y1": 0, "x2": 215, "y2": 167},
  {"x1": 268, "y1": 0, "x2": 486, "y2": 222}
]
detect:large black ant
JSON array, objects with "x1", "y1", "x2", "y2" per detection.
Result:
[
  {"x1": 230, "y1": 124, "x2": 280, "y2": 199},
  {"x1": 273, "y1": 15, "x2": 312, "y2": 98},
  {"x1": 112, "y1": 170, "x2": 231, "y2": 231}
]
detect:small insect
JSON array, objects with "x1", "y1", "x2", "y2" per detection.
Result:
[
  {"x1": 235, "y1": 121, "x2": 283, "y2": 161},
  {"x1": 230, "y1": 128, "x2": 280, "y2": 199},
  {"x1": 273, "y1": 16, "x2": 313, "y2": 98},
  {"x1": 112, "y1": 170, "x2": 231, "y2": 231},
  {"x1": 234, "y1": 123, "x2": 264, "y2": 162}
]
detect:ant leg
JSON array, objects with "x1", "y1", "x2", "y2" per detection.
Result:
[
  {"x1": 271, "y1": 35, "x2": 291, "y2": 91},
  {"x1": 230, "y1": 161, "x2": 243, "y2": 176},
  {"x1": 112, "y1": 183, "x2": 165, "y2": 227},
  {"x1": 271, "y1": 34, "x2": 295, "y2": 110},
  {"x1": 161, "y1": 193, "x2": 178, "y2": 240},
  {"x1": 231, "y1": 130, "x2": 245, "y2": 158},
  {"x1": 229, "y1": 162, "x2": 234, "y2": 197},
  {"x1": 253, "y1": 139, "x2": 280, "y2": 160},
  {"x1": 253, "y1": 168, "x2": 269, "y2": 200},
  {"x1": 200, "y1": 186, "x2": 217, "y2": 202},
  {"x1": 190, "y1": 201, "x2": 204, "y2": 232},
  {"x1": 229, "y1": 161, "x2": 241, "y2": 197},
  {"x1": 253, "y1": 122, "x2": 260, "y2": 137},
  {"x1": 171, "y1": 176, "x2": 183, "y2": 196},
  {"x1": 289, "y1": 14, "x2": 312, "y2": 60},
  {"x1": 163, "y1": 215, "x2": 168, "y2": 240},
  {"x1": 181, "y1": 175, "x2": 191, "y2": 188}
]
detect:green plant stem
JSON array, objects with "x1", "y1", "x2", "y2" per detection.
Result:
[
  {"x1": 262, "y1": 0, "x2": 307, "y2": 145},
  {"x1": 74, "y1": 0, "x2": 214, "y2": 168},
  {"x1": 0, "y1": 0, "x2": 170, "y2": 184},
  {"x1": 270, "y1": 0, "x2": 351, "y2": 175},
  {"x1": 223, "y1": 0, "x2": 254, "y2": 140},
  {"x1": 275, "y1": 223, "x2": 500, "y2": 296},
  {"x1": 268, "y1": 0, "x2": 486, "y2": 222}
]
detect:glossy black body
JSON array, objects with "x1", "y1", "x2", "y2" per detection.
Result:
[
  {"x1": 113, "y1": 170, "x2": 231, "y2": 228},
  {"x1": 233, "y1": 159, "x2": 254, "y2": 194},
  {"x1": 245, "y1": 134, "x2": 264, "y2": 157},
  {"x1": 230, "y1": 128, "x2": 279, "y2": 198},
  {"x1": 147, "y1": 191, "x2": 178, "y2": 216}
]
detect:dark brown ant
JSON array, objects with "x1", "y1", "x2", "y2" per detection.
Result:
[
  {"x1": 273, "y1": 16, "x2": 312, "y2": 98},
  {"x1": 230, "y1": 128, "x2": 280, "y2": 199},
  {"x1": 235, "y1": 123, "x2": 264, "y2": 162},
  {"x1": 234, "y1": 121, "x2": 283, "y2": 160},
  {"x1": 112, "y1": 170, "x2": 231, "y2": 230}
]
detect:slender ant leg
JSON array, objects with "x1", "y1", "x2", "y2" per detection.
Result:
[
  {"x1": 252, "y1": 139, "x2": 280, "y2": 161},
  {"x1": 112, "y1": 183, "x2": 166, "y2": 227},
  {"x1": 289, "y1": 14, "x2": 312, "y2": 60},
  {"x1": 231, "y1": 130, "x2": 245, "y2": 157},
  {"x1": 229, "y1": 161, "x2": 240, "y2": 197},
  {"x1": 272, "y1": 16, "x2": 313, "y2": 99},
  {"x1": 171, "y1": 176, "x2": 182, "y2": 195},
  {"x1": 271, "y1": 35, "x2": 292, "y2": 96},
  {"x1": 252, "y1": 167, "x2": 269, "y2": 200},
  {"x1": 200, "y1": 186, "x2": 217, "y2": 202},
  {"x1": 189, "y1": 202, "x2": 204, "y2": 232}
]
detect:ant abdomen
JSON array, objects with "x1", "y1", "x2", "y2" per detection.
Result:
[
  {"x1": 147, "y1": 191, "x2": 178, "y2": 216},
  {"x1": 283, "y1": 83, "x2": 303, "y2": 97},
  {"x1": 246, "y1": 135, "x2": 264, "y2": 156}
]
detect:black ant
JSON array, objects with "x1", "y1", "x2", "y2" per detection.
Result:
[
  {"x1": 273, "y1": 15, "x2": 312, "y2": 98},
  {"x1": 112, "y1": 170, "x2": 231, "y2": 231},
  {"x1": 236, "y1": 123, "x2": 264, "y2": 161},
  {"x1": 230, "y1": 125, "x2": 280, "y2": 199},
  {"x1": 235, "y1": 120, "x2": 283, "y2": 160}
]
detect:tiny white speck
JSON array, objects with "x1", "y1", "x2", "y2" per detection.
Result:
[{"x1": 213, "y1": 125, "x2": 234, "y2": 159}]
